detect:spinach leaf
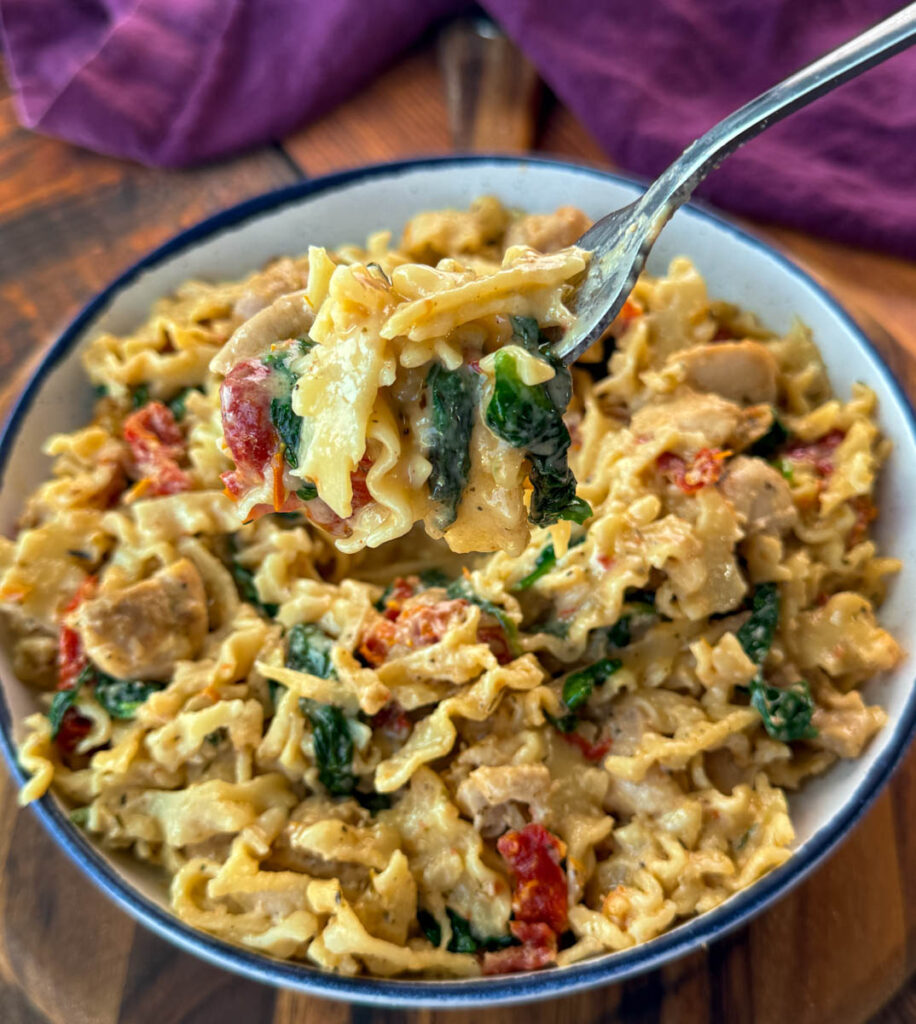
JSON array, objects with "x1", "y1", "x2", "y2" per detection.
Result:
[
  {"x1": 418, "y1": 909, "x2": 442, "y2": 947},
  {"x1": 737, "y1": 583, "x2": 818, "y2": 742},
  {"x1": 514, "y1": 533, "x2": 587, "y2": 592},
  {"x1": 562, "y1": 657, "x2": 622, "y2": 712},
  {"x1": 167, "y1": 385, "x2": 204, "y2": 422},
  {"x1": 514, "y1": 544, "x2": 557, "y2": 590},
  {"x1": 485, "y1": 349, "x2": 591, "y2": 527},
  {"x1": 354, "y1": 790, "x2": 392, "y2": 814},
  {"x1": 606, "y1": 617, "x2": 631, "y2": 649},
  {"x1": 231, "y1": 559, "x2": 278, "y2": 617},
  {"x1": 92, "y1": 383, "x2": 108, "y2": 399},
  {"x1": 262, "y1": 356, "x2": 303, "y2": 469},
  {"x1": 736, "y1": 583, "x2": 780, "y2": 667},
  {"x1": 131, "y1": 383, "x2": 150, "y2": 408},
  {"x1": 419, "y1": 568, "x2": 450, "y2": 589},
  {"x1": 749, "y1": 411, "x2": 790, "y2": 459},
  {"x1": 773, "y1": 457, "x2": 795, "y2": 483},
  {"x1": 296, "y1": 482, "x2": 318, "y2": 501},
  {"x1": 446, "y1": 579, "x2": 521, "y2": 657},
  {"x1": 445, "y1": 908, "x2": 516, "y2": 954},
  {"x1": 509, "y1": 315, "x2": 541, "y2": 350},
  {"x1": 48, "y1": 680, "x2": 83, "y2": 738},
  {"x1": 545, "y1": 709, "x2": 578, "y2": 733},
  {"x1": 93, "y1": 674, "x2": 164, "y2": 719},
  {"x1": 270, "y1": 395, "x2": 302, "y2": 469},
  {"x1": 426, "y1": 362, "x2": 477, "y2": 528},
  {"x1": 286, "y1": 623, "x2": 335, "y2": 679},
  {"x1": 624, "y1": 587, "x2": 656, "y2": 608},
  {"x1": 300, "y1": 699, "x2": 356, "y2": 796},
  {"x1": 748, "y1": 678, "x2": 817, "y2": 742}
]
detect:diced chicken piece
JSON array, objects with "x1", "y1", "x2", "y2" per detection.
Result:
[
  {"x1": 456, "y1": 764, "x2": 551, "y2": 838},
  {"x1": 400, "y1": 196, "x2": 510, "y2": 262},
  {"x1": 232, "y1": 257, "x2": 307, "y2": 322},
  {"x1": 811, "y1": 689, "x2": 886, "y2": 758},
  {"x1": 76, "y1": 558, "x2": 208, "y2": 681},
  {"x1": 719, "y1": 455, "x2": 797, "y2": 535},
  {"x1": 504, "y1": 206, "x2": 591, "y2": 253},
  {"x1": 671, "y1": 341, "x2": 778, "y2": 405},
  {"x1": 210, "y1": 289, "x2": 314, "y2": 375},
  {"x1": 630, "y1": 390, "x2": 771, "y2": 451}
]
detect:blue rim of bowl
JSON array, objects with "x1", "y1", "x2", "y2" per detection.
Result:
[{"x1": 0, "y1": 155, "x2": 914, "y2": 1008}]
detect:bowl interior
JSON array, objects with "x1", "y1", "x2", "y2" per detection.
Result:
[{"x1": 0, "y1": 157, "x2": 913, "y2": 1006}]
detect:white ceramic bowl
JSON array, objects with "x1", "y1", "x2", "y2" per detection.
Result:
[{"x1": 1, "y1": 157, "x2": 913, "y2": 1008}]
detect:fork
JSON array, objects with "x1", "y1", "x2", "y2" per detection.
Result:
[{"x1": 553, "y1": 3, "x2": 916, "y2": 365}]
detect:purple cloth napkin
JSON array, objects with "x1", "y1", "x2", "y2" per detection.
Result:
[{"x1": 1, "y1": 0, "x2": 914, "y2": 256}]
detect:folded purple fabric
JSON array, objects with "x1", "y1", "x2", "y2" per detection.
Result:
[{"x1": 1, "y1": 0, "x2": 914, "y2": 256}]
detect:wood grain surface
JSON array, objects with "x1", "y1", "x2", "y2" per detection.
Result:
[{"x1": 1, "y1": 34, "x2": 916, "y2": 1024}]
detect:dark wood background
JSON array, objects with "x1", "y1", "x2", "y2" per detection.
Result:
[{"x1": 1, "y1": 34, "x2": 916, "y2": 1024}]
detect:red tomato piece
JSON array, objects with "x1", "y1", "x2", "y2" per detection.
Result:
[
  {"x1": 379, "y1": 577, "x2": 417, "y2": 621},
  {"x1": 55, "y1": 707, "x2": 94, "y2": 756},
  {"x1": 359, "y1": 597, "x2": 467, "y2": 666},
  {"x1": 370, "y1": 701, "x2": 412, "y2": 741},
  {"x1": 848, "y1": 495, "x2": 877, "y2": 547},
  {"x1": 785, "y1": 429, "x2": 845, "y2": 476},
  {"x1": 560, "y1": 730, "x2": 612, "y2": 762},
  {"x1": 657, "y1": 447, "x2": 729, "y2": 495},
  {"x1": 477, "y1": 619, "x2": 514, "y2": 665},
  {"x1": 122, "y1": 401, "x2": 191, "y2": 496},
  {"x1": 481, "y1": 921, "x2": 558, "y2": 976},
  {"x1": 220, "y1": 359, "x2": 276, "y2": 471},
  {"x1": 57, "y1": 576, "x2": 96, "y2": 691},
  {"x1": 497, "y1": 822, "x2": 568, "y2": 934}
]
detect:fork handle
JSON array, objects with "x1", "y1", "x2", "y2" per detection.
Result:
[{"x1": 640, "y1": 3, "x2": 916, "y2": 218}]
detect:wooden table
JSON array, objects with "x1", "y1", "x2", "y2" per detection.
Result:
[{"x1": 1, "y1": 35, "x2": 916, "y2": 1024}]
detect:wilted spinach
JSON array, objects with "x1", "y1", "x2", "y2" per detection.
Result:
[
  {"x1": 485, "y1": 346, "x2": 591, "y2": 527},
  {"x1": 286, "y1": 622, "x2": 335, "y2": 679},
  {"x1": 426, "y1": 362, "x2": 477, "y2": 528},
  {"x1": 300, "y1": 699, "x2": 357, "y2": 796},
  {"x1": 737, "y1": 583, "x2": 817, "y2": 742}
]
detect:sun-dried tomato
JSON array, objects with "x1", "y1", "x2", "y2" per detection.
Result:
[
  {"x1": 371, "y1": 701, "x2": 411, "y2": 741},
  {"x1": 379, "y1": 578, "x2": 416, "y2": 621},
  {"x1": 560, "y1": 730, "x2": 612, "y2": 762},
  {"x1": 123, "y1": 401, "x2": 191, "y2": 495},
  {"x1": 785, "y1": 429, "x2": 844, "y2": 476},
  {"x1": 359, "y1": 597, "x2": 467, "y2": 666},
  {"x1": 481, "y1": 921, "x2": 558, "y2": 976},
  {"x1": 55, "y1": 708, "x2": 93, "y2": 756},
  {"x1": 57, "y1": 576, "x2": 96, "y2": 691},
  {"x1": 848, "y1": 495, "x2": 877, "y2": 547},
  {"x1": 657, "y1": 447, "x2": 729, "y2": 494},
  {"x1": 497, "y1": 822, "x2": 568, "y2": 934}
]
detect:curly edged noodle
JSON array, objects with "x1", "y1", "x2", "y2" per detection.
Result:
[
  {"x1": 1, "y1": 200, "x2": 904, "y2": 980},
  {"x1": 210, "y1": 237, "x2": 590, "y2": 555}
]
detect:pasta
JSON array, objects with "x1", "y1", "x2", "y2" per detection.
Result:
[{"x1": 0, "y1": 199, "x2": 903, "y2": 979}]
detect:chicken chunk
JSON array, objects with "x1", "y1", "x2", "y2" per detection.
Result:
[
  {"x1": 210, "y1": 289, "x2": 314, "y2": 375},
  {"x1": 456, "y1": 764, "x2": 551, "y2": 838},
  {"x1": 232, "y1": 257, "x2": 307, "y2": 322},
  {"x1": 400, "y1": 195, "x2": 510, "y2": 263},
  {"x1": 811, "y1": 689, "x2": 886, "y2": 758},
  {"x1": 719, "y1": 455, "x2": 797, "y2": 535},
  {"x1": 671, "y1": 341, "x2": 778, "y2": 405},
  {"x1": 504, "y1": 206, "x2": 591, "y2": 253},
  {"x1": 76, "y1": 558, "x2": 208, "y2": 681},
  {"x1": 630, "y1": 390, "x2": 771, "y2": 451}
]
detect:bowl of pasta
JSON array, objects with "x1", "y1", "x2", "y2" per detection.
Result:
[{"x1": 0, "y1": 156, "x2": 913, "y2": 1007}]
